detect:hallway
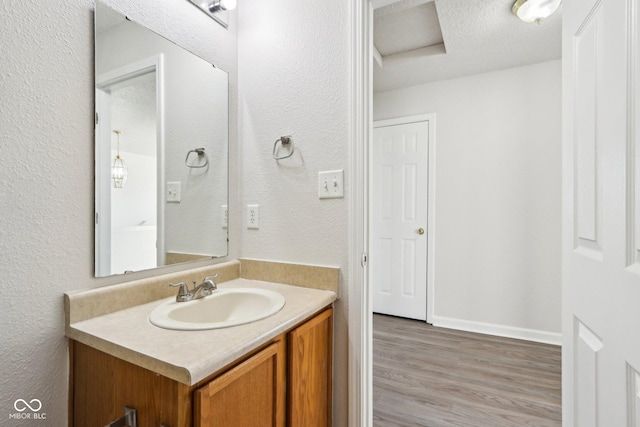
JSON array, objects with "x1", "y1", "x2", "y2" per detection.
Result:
[{"x1": 373, "y1": 314, "x2": 562, "y2": 426}]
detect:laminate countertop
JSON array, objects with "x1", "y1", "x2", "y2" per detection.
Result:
[{"x1": 66, "y1": 278, "x2": 337, "y2": 385}]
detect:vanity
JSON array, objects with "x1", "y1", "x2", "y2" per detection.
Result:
[
  {"x1": 66, "y1": 260, "x2": 338, "y2": 427},
  {"x1": 77, "y1": 3, "x2": 340, "y2": 425}
]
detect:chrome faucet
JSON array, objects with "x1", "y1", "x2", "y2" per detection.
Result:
[
  {"x1": 193, "y1": 274, "x2": 218, "y2": 299},
  {"x1": 169, "y1": 274, "x2": 218, "y2": 302}
]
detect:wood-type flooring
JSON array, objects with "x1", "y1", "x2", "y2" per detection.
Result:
[{"x1": 373, "y1": 314, "x2": 561, "y2": 427}]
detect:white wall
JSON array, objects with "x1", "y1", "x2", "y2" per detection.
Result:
[
  {"x1": 374, "y1": 60, "x2": 562, "y2": 340},
  {"x1": 237, "y1": 0, "x2": 350, "y2": 424},
  {"x1": 0, "y1": 0, "x2": 237, "y2": 424}
]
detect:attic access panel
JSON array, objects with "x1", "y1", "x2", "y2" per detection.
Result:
[{"x1": 374, "y1": 0, "x2": 446, "y2": 62}]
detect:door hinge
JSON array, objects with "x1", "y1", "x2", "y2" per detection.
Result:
[
  {"x1": 95, "y1": 212, "x2": 99, "y2": 225},
  {"x1": 95, "y1": 112, "x2": 99, "y2": 125},
  {"x1": 361, "y1": 251, "x2": 368, "y2": 267}
]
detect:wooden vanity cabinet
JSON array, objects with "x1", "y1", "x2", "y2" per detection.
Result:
[
  {"x1": 71, "y1": 340, "x2": 194, "y2": 427},
  {"x1": 288, "y1": 308, "x2": 333, "y2": 427},
  {"x1": 194, "y1": 340, "x2": 286, "y2": 427},
  {"x1": 70, "y1": 307, "x2": 332, "y2": 427}
]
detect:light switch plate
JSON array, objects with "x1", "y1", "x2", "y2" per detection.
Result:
[
  {"x1": 167, "y1": 182, "x2": 181, "y2": 203},
  {"x1": 318, "y1": 170, "x2": 344, "y2": 199}
]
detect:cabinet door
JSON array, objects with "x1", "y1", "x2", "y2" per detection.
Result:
[
  {"x1": 194, "y1": 340, "x2": 286, "y2": 427},
  {"x1": 71, "y1": 341, "x2": 191, "y2": 427},
  {"x1": 287, "y1": 308, "x2": 333, "y2": 427}
]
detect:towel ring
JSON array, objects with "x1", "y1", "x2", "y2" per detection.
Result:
[
  {"x1": 273, "y1": 136, "x2": 294, "y2": 160},
  {"x1": 185, "y1": 148, "x2": 209, "y2": 168}
]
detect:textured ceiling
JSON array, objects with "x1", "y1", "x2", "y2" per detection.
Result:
[{"x1": 373, "y1": 0, "x2": 562, "y2": 93}]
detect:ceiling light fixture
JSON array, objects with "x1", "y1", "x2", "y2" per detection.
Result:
[
  {"x1": 512, "y1": 0, "x2": 561, "y2": 23},
  {"x1": 188, "y1": 0, "x2": 236, "y2": 28},
  {"x1": 208, "y1": 0, "x2": 237, "y2": 13}
]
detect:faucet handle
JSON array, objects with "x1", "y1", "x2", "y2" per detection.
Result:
[
  {"x1": 202, "y1": 274, "x2": 219, "y2": 291},
  {"x1": 169, "y1": 282, "x2": 193, "y2": 302}
]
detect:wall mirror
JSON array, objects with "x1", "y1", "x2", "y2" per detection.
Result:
[{"x1": 94, "y1": 1, "x2": 229, "y2": 277}]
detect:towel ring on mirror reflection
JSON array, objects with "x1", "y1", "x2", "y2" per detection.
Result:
[
  {"x1": 273, "y1": 135, "x2": 294, "y2": 160},
  {"x1": 185, "y1": 148, "x2": 209, "y2": 168}
]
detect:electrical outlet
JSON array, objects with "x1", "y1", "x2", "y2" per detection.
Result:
[
  {"x1": 221, "y1": 205, "x2": 228, "y2": 229},
  {"x1": 247, "y1": 204, "x2": 259, "y2": 229}
]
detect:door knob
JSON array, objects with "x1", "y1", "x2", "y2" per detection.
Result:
[{"x1": 417, "y1": 228, "x2": 425, "y2": 235}]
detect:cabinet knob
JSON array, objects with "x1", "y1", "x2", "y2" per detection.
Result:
[{"x1": 417, "y1": 228, "x2": 425, "y2": 235}]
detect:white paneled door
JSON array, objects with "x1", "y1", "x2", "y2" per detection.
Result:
[
  {"x1": 563, "y1": 0, "x2": 640, "y2": 425},
  {"x1": 371, "y1": 118, "x2": 429, "y2": 320}
]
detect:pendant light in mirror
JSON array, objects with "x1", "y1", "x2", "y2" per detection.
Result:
[{"x1": 112, "y1": 130, "x2": 128, "y2": 189}]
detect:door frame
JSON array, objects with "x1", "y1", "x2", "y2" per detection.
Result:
[
  {"x1": 94, "y1": 54, "x2": 165, "y2": 275},
  {"x1": 347, "y1": 0, "x2": 372, "y2": 425},
  {"x1": 371, "y1": 114, "x2": 437, "y2": 323},
  {"x1": 94, "y1": 86, "x2": 113, "y2": 276},
  {"x1": 349, "y1": 2, "x2": 441, "y2": 423}
]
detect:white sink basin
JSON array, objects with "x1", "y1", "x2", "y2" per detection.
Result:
[{"x1": 149, "y1": 288, "x2": 285, "y2": 331}]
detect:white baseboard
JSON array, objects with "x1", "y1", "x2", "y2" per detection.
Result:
[{"x1": 431, "y1": 315, "x2": 562, "y2": 346}]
